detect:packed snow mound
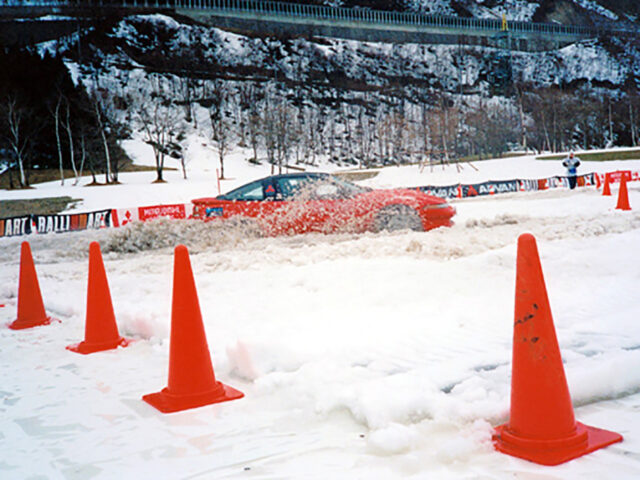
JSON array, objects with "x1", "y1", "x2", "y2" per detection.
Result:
[
  {"x1": 102, "y1": 217, "x2": 263, "y2": 254},
  {"x1": 99, "y1": 206, "x2": 639, "y2": 268}
]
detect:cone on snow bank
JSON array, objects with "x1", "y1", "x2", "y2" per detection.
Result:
[
  {"x1": 615, "y1": 174, "x2": 631, "y2": 211},
  {"x1": 67, "y1": 242, "x2": 130, "y2": 354},
  {"x1": 143, "y1": 245, "x2": 243, "y2": 413},
  {"x1": 602, "y1": 174, "x2": 612, "y2": 196},
  {"x1": 493, "y1": 233, "x2": 622, "y2": 465},
  {"x1": 9, "y1": 242, "x2": 54, "y2": 330}
]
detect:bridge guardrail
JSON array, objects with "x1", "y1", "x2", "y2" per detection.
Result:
[{"x1": 1, "y1": 0, "x2": 636, "y2": 39}]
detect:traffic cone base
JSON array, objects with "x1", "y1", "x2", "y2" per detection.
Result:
[
  {"x1": 9, "y1": 315, "x2": 54, "y2": 330},
  {"x1": 143, "y1": 381, "x2": 244, "y2": 414},
  {"x1": 494, "y1": 421, "x2": 622, "y2": 466},
  {"x1": 66, "y1": 336, "x2": 130, "y2": 355}
]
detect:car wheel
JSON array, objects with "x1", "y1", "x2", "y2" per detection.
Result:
[{"x1": 373, "y1": 205, "x2": 424, "y2": 232}]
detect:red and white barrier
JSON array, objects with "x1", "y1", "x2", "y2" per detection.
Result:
[
  {"x1": 2, "y1": 170, "x2": 638, "y2": 238},
  {"x1": 595, "y1": 170, "x2": 639, "y2": 186}
]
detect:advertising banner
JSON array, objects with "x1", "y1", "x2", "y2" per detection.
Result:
[
  {"x1": 417, "y1": 180, "x2": 520, "y2": 198},
  {"x1": 0, "y1": 215, "x2": 32, "y2": 237},
  {"x1": 138, "y1": 203, "x2": 187, "y2": 222},
  {"x1": 605, "y1": 170, "x2": 632, "y2": 183},
  {"x1": 517, "y1": 179, "x2": 539, "y2": 192},
  {"x1": 111, "y1": 207, "x2": 140, "y2": 227},
  {"x1": 546, "y1": 176, "x2": 569, "y2": 188},
  {"x1": 416, "y1": 184, "x2": 460, "y2": 199},
  {"x1": 112, "y1": 203, "x2": 193, "y2": 227},
  {"x1": 595, "y1": 170, "x2": 639, "y2": 185},
  {"x1": 472, "y1": 180, "x2": 519, "y2": 196},
  {"x1": 32, "y1": 209, "x2": 113, "y2": 234}
]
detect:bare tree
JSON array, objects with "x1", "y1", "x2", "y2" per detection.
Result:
[
  {"x1": 2, "y1": 95, "x2": 36, "y2": 188},
  {"x1": 178, "y1": 75, "x2": 196, "y2": 125},
  {"x1": 53, "y1": 95, "x2": 65, "y2": 185},
  {"x1": 629, "y1": 92, "x2": 639, "y2": 147},
  {"x1": 303, "y1": 106, "x2": 321, "y2": 166},
  {"x1": 61, "y1": 95, "x2": 80, "y2": 185},
  {"x1": 137, "y1": 95, "x2": 182, "y2": 183},
  {"x1": 247, "y1": 107, "x2": 262, "y2": 164},
  {"x1": 274, "y1": 98, "x2": 294, "y2": 174},
  {"x1": 236, "y1": 83, "x2": 254, "y2": 148},
  {"x1": 262, "y1": 86, "x2": 278, "y2": 173},
  {"x1": 209, "y1": 81, "x2": 233, "y2": 179},
  {"x1": 88, "y1": 88, "x2": 114, "y2": 183},
  {"x1": 418, "y1": 102, "x2": 433, "y2": 169}
]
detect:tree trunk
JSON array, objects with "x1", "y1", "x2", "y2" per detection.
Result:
[
  {"x1": 608, "y1": 98, "x2": 614, "y2": 146},
  {"x1": 517, "y1": 88, "x2": 527, "y2": 150},
  {"x1": 16, "y1": 153, "x2": 27, "y2": 187},
  {"x1": 94, "y1": 100, "x2": 112, "y2": 182},
  {"x1": 219, "y1": 151, "x2": 225, "y2": 180},
  {"x1": 155, "y1": 150, "x2": 164, "y2": 182},
  {"x1": 79, "y1": 134, "x2": 86, "y2": 180},
  {"x1": 629, "y1": 101, "x2": 636, "y2": 147},
  {"x1": 55, "y1": 98, "x2": 65, "y2": 186},
  {"x1": 100, "y1": 127, "x2": 112, "y2": 183},
  {"x1": 64, "y1": 102, "x2": 79, "y2": 185}
]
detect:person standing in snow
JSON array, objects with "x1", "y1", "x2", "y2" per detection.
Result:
[{"x1": 562, "y1": 152, "x2": 581, "y2": 190}]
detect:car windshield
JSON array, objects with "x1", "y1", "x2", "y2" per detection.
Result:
[
  {"x1": 329, "y1": 175, "x2": 371, "y2": 196},
  {"x1": 277, "y1": 175, "x2": 370, "y2": 200},
  {"x1": 217, "y1": 179, "x2": 265, "y2": 201},
  {"x1": 217, "y1": 174, "x2": 370, "y2": 201}
]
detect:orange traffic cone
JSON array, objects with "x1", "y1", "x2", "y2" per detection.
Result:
[
  {"x1": 67, "y1": 242, "x2": 130, "y2": 354},
  {"x1": 143, "y1": 245, "x2": 243, "y2": 413},
  {"x1": 602, "y1": 174, "x2": 612, "y2": 196},
  {"x1": 493, "y1": 234, "x2": 622, "y2": 465},
  {"x1": 615, "y1": 174, "x2": 631, "y2": 211},
  {"x1": 9, "y1": 242, "x2": 54, "y2": 330}
]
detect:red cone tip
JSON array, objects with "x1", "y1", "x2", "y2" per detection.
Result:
[
  {"x1": 66, "y1": 241, "x2": 130, "y2": 354},
  {"x1": 143, "y1": 244, "x2": 243, "y2": 413},
  {"x1": 493, "y1": 233, "x2": 623, "y2": 465}
]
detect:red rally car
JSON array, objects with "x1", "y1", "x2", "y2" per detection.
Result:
[{"x1": 191, "y1": 173, "x2": 455, "y2": 236}]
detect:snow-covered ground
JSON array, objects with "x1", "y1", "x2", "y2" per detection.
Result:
[{"x1": 1, "y1": 149, "x2": 640, "y2": 479}]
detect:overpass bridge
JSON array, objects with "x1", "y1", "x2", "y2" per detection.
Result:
[{"x1": 0, "y1": 0, "x2": 633, "y2": 50}]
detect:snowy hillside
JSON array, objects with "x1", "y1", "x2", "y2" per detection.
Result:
[
  {"x1": 33, "y1": 8, "x2": 633, "y2": 184},
  {"x1": 3, "y1": 0, "x2": 638, "y2": 191}
]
